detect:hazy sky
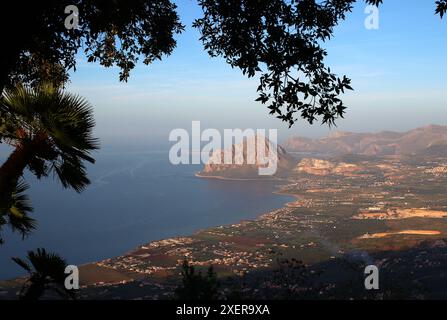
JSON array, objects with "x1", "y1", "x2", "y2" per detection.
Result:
[{"x1": 66, "y1": 1, "x2": 447, "y2": 145}]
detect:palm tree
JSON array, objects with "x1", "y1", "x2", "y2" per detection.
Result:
[
  {"x1": 12, "y1": 248, "x2": 75, "y2": 300},
  {"x1": 0, "y1": 180, "x2": 36, "y2": 244},
  {"x1": 0, "y1": 84, "x2": 99, "y2": 240}
]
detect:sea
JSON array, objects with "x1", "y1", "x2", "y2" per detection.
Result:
[{"x1": 0, "y1": 144, "x2": 293, "y2": 279}]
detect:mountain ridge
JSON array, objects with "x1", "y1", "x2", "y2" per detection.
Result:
[{"x1": 283, "y1": 125, "x2": 447, "y2": 156}]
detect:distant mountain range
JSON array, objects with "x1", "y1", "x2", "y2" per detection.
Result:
[
  {"x1": 283, "y1": 125, "x2": 447, "y2": 156},
  {"x1": 198, "y1": 125, "x2": 447, "y2": 179}
]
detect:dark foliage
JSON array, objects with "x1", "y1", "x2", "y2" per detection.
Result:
[
  {"x1": 207, "y1": 255, "x2": 426, "y2": 300},
  {"x1": 0, "y1": 0, "x2": 184, "y2": 91},
  {"x1": 194, "y1": 0, "x2": 355, "y2": 127},
  {"x1": 174, "y1": 260, "x2": 220, "y2": 300},
  {"x1": 436, "y1": 0, "x2": 447, "y2": 18},
  {"x1": 193, "y1": 0, "x2": 446, "y2": 127},
  {"x1": 12, "y1": 248, "x2": 75, "y2": 300}
]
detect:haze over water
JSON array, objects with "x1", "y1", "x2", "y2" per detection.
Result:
[{"x1": 0, "y1": 145, "x2": 293, "y2": 279}]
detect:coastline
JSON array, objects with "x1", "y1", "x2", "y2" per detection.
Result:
[
  {"x1": 1, "y1": 171, "x2": 294, "y2": 284},
  {"x1": 75, "y1": 175, "x2": 298, "y2": 286},
  {"x1": 0, "y1": 172, "x2": 298, "y2": 289},
  {"x1": 123, "y1": 173, "x2": 297, "y2": 248},
  {"x1": 194, "y1": 171, "x2": 280, "y2": 181}
]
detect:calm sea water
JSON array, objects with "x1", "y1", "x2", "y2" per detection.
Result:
[{"x1": 0, "y1": 146, "x2": 293, "y2": 279}]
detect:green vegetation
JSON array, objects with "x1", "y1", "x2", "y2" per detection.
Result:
[
  {"x1": 12, "y1": 248, "x2": 74, "y2": 300},
  {"x1": 0, "y1": 84, "x2": 98, "y2": 242},
  {"x1": 174, "y1": 260, "x2": 220, "y2": 300}
]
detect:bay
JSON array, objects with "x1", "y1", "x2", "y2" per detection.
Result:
[{"x1": 0, "y1": 146, "x2": 293, "y2": 279}]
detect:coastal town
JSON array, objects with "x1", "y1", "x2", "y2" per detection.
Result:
[{"x1": 74, "y1": 152, "x2": 447, "y2": 298}]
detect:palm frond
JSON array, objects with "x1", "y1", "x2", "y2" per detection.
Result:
[
  {"x1": 3, "y1": 180, "x2": 36, "y2": 239},
  {"x1": 13, "y1": 248, "x2": 73, "y2": 300},
  {"x1": 1, "y1": 85, "x2": 36, "y2": 118},
  {"x1": 1, "y1": 83, "x2": 99, "y2": 192},
  {"x1": 27, "y1": 248, "x2": 67, "y2": 281},
  {"x1": 12, "y1": 257, "x2": 32, "y2": 273},
  {"x1": 53, "y1": 155, "x2": 90, "y2": 192}
]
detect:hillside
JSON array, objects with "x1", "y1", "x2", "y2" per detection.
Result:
[
  {"x1": 284, "y1": 125, "x2": 447, "y2": 156},
  {"x1": 197, "y1": 135, "x2": 296, "y2": 179}
]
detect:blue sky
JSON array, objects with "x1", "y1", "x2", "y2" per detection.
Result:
[{"x1": 66, "y1": 0, "x2": 447, "y2": 145}]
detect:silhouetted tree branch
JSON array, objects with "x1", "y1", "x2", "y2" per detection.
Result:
[
  {"x1": 1, "y1": 1, "x2": 445, "y2": 126},
  {"x1": 0, "y1": 0, "x2": 184, "y2": 92},
  {"x1": 193, "y1": 0, "x2": 445, "y2": 127}
]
